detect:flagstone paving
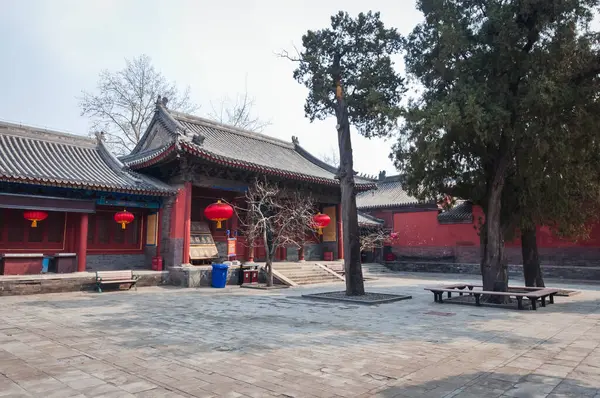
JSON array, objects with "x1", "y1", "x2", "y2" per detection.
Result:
[{"x1": 0, "y1": 273, "x2": 599, "y2": 398}]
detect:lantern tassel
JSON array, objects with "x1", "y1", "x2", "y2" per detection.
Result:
[
  {"x1": 216, "y1": 220, "x2": 222, "y2": 229},
  {"x1": 318, "y1": 227, "x2": 323, "y2": 235},
  {"x1": 31, "y1": 220, "x2": 37, "y2": 228},
  {"x1": 121, "y1": 222, "x2": 126, "y2": 230}
]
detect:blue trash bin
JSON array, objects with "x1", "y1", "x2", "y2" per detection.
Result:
[
  {"x1": 211, "y1": 263, "x2": 229, "y2": 288},
  {"x1": 42, "y1": 256, "x2": 51, "y2": 273}
]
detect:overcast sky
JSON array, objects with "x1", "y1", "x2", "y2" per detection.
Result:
[{"x1": 0, "y1": 0, "x2": 423, "y2": 176}]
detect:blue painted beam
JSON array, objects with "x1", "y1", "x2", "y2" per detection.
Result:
[{"x1": 96, "y1": 198, "x2": 161, "y2": 209}]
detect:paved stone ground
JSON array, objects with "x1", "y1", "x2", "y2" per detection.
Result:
[{"x1": 0, "y1": 273, "x2": 599, "y2": 398}]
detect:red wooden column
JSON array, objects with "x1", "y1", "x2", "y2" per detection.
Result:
[
  {"x1": 182, "y1": 181, "x2": 192, "y2": 264},
  {"x1": 77, "y1": 213, "x2": 89, "y2": 272},
  {"x1": 337, "y1": 204, "x2": 344, "y2": 260},
  {"x1": 155, "y1": 209, "x2": 162, "y2": 258}
]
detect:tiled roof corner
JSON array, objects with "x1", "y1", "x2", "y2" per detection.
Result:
[
  {"x1": 358, "y1": 211, "x2": 385, "y2": 227},
  {"x1": 0, "y1": 121, "x2": 173, "y2": 196},
  {"x1": 357, "y1": 174, "x2": 431, "y2": 209},
  {"x1": 437, "y1": 201, "x2": 474, "y2": 224}
]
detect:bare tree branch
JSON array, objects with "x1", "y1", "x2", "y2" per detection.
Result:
[
  {"x1": 233, "y1": 179, "x2": 317, "y2": 286},
  {"x1": 360, "y1": 228, "x2": 398, "y2": 252},
  {"x1": 79, "y1": 54, "x2": 198, "y2": 155},
  {"x1": 208, "y1": 80, "x2": 271, "y2": 133},
  {"x1": 275, "y1": 45, "x2": 302, "y2": 62},
  {"x1": 319, "y1": 146, "x2": 340, "y2": 168}
]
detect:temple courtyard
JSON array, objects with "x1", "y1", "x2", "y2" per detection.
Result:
[{"x1": 0, "y1": 273, "x2": 599, "y2": 398}]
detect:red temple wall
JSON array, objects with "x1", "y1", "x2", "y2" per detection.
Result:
[{"x1": 383, "y1": 206, "x2": 600, "y2": 266}]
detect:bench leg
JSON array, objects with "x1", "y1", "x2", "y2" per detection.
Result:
[
  {"x1": 438, "y1": 292, "x2": 444, "y2": 303},
  {"x1": 541, "y1": 296, "x2": 546, "y2": 307},
  {"x1": 447, "y1": 292, "x2": 452, "y2": 298},
  {"x1": 96, "y1": 283, "x2": 102, "y2": 293},
  {"x1": 517, "y1": 297, "x2": 523, "y2": 310},
  {"x1": 549, "y1": 294, "x2": 555, "y2": 304},
  {"x1": 529, "y1": 297, "x2": 537, "y2": 310},
  {"x1": 474, "y1": 293, "x2": 481, "y2": 306}
]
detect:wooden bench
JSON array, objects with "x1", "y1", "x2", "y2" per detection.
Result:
[
  {"x1": 424, "y1": 284, "x2": 559, "y2": 310},
  {"x1": 95, "y1": 270, "x2": 139, "y2": 293}
]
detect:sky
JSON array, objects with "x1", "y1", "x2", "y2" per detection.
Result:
[{"x1": 0, "y1": 0, "x2": 423, "y2": 176}]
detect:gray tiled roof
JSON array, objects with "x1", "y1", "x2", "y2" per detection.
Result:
[
  {"x1": 357, "y1": 211, "x2": 384, "y2": 227},
  {"x1": 0, "y1": 121, "x2": 173, "y2": 195},
  {"x1": 356, "y1": 175, "x2": 426, "y2": 209},
  {"x1": 437, "y1": 201, "x2": 473, "y2": 224},
  {"x1": 121, "y1": 103, "x2": 376, "y2": 189}
]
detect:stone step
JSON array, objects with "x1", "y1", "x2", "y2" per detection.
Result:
[
  {"x1": 274, "y1": 262, "x2": 344, "y2": 285},
  {"x1": 295, "y1": 278, "x2": 343, "y2": 285},
  {"x1": 280, "y1": 270, "x2": 333, "y2": 277},
  {"x1": 274, "y1": 266, "x2": 320, "y2": 271},
  {"x1": 282, "y1": 274, "x2": 338, "y2": 281},
  {"x1": 274, "y1": 266, "x2": 321, "y2": 271}
]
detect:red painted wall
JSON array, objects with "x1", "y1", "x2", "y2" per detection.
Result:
[
  {"x1": 390, "y1": 205, "x2": 600, "y2": 249},
  {"x1": 393, "y1": 208, "x2": 483, "y2": 248}
]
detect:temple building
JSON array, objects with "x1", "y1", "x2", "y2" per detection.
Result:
[
  {"x1": 357, "y1": 172, "x2": 600, "y2": 268},
  {"x1": 0, "y1": 98, "x2": 376, "y2": 275}
]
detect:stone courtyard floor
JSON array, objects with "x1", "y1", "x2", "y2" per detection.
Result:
[{"x1": 0, "y1": 273, "x2": 599, "y2": 398}]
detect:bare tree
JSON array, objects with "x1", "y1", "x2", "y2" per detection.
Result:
[
  {"x1": 360, "y1": 229, "x2": 397, "y2": 252},
  {"x1": 320, "y1": 147, "x2": 340, "y2": 168},
  {"x1": 236, "y1": 180, "x2": 316, "y2": 286},
  {"x1": 208, "y1": 89, "x2": 270, "y2": 132},
  {"x1": 80, "y1": 54, "x2": 197, "y2": 155}
]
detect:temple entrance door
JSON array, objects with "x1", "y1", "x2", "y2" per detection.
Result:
[{"x1": 253, "y1": 243, "x2": 286, "y2": 262}]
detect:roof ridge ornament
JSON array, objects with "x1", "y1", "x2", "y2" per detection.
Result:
[
  {"x1": 192, "y1": 134, "x2": 205, "y2": 146},
  {"x1": 94, "y1": 131, "x2": 106, "y2": 143},
  {"x1": 291, "y1": 136, "x2": 299, "y2": 145},
  {"x1": 156, "y1": 95, "x2": 169, "y2": 108}
]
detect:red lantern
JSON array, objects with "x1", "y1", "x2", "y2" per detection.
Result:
[
  {"x1": 313, "y1": 212, "x2": 331, "y2": 235},
  {"x1": 114, "y1": 209, "x2": 135, "y2": 230},
  {"x1": 204, "y1": 200, "x2": 234, "y2": 229},
  {"x1": 23, "y1": 210, "x2": 48, "y2": 228}
]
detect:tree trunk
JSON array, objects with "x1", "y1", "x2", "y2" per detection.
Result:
[
  {"x1": 521, "y1": 227, "x2": 544, "y2": 287},
  {"x1": 334, "y1": 82, "x2": 365, "y2": 296},
  {"x1": 481, "y1": 157, "x2": 510, "y2": 303},
  {"x1": 264, "y1": 228, "x2": 274, "y2": 287}
]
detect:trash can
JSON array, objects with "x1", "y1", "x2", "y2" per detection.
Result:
[
  {"x1": 42, "y1": 256, "x2": 51, "y2": 273},
  {"x1": 211, "y1": 263, "x2": 229, "y2": 288}
]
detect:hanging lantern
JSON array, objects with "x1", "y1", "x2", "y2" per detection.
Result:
[
  {"x1": 114, "y1": 209, "x2": 135, "y2": 230},
  {"x1": 313, "y1": 212, "x2": 331, "y2": 235},
  {"x1": 23, "y1": 210, "x2": 48, "y2": 228},
  {"x1": 204, "y1": 200, "x2": 233, "y2": 229}
]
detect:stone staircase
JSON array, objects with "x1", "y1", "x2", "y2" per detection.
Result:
[
  {"x1": 323, "y1": 262, "x2": 393, "y2": 279},
  {"x1": 361, "y1": 263, "x2": 393, "y2": 277},
  {"x1": 273, "y1": 262, "x2": 344, "y2": 285}
]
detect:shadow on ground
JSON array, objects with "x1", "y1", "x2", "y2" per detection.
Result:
[{"x1": 375, "y1": 371, "x2": 599, "y2": 398}]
